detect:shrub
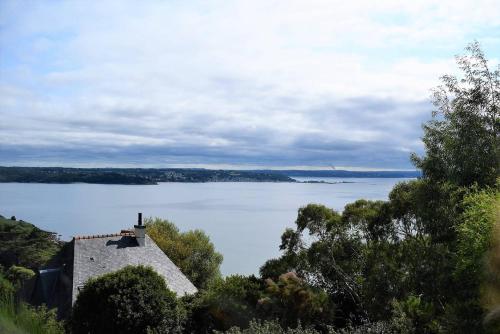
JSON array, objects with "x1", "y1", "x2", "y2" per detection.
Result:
[
  {"x1": 6, "y1": 265, "x2": 35, "y2": 289},
  {"x1": 216, "y1": 319, "x2": 323, "y2": 334},
  {"x1": 190, "y1": 275, "x2": 262, "y2": 332},
  {"x1": 0, "y1": 273, "x2": 14, "y2": 302},
  {"x1": 0, "y1": 272, "x2": 63, "y2": 334},
  {"x1": 71, "y1": 265, "x2": 185, "y2": 334},
  {"x1": 145, "y1": 217, "x2": 223, "y2": 290},
  {"x1": 258, "y1": 272, "x2": 335, "y2": 329}
]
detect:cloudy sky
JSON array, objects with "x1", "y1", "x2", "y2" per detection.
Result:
[{"x1": 1, "y1": 1, "x2": 499, "y2": 170}]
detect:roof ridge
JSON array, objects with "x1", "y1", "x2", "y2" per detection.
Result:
[{"x1": 74, "y1": 232, "x2": 135, "y2": 240}]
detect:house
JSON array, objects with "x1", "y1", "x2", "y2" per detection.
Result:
[{"x1": 30, "y1": 213, "x2": 197, "y2": 318}]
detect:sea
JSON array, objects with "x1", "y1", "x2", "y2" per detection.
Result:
[{"x1": 0, "y1": 177, "x2": 412, "y2": 275}]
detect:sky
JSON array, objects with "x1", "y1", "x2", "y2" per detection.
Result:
[{"x1": 1, "y1": 0, "x2": 499, "y2": 170}]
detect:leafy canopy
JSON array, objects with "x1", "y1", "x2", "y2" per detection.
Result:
[
  {"x1": 145, "y1": 217, "x2": 223, "y2": 289},
  {"x1": 71, "y1": 265, "x2": 185, "y2": 334},
  {"x1": 412, "y1": 41, "x2": 499, "y2": 187}
]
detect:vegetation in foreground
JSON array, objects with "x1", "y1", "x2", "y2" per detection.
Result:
[
  {"x1": 0, "y1": 271, "x2": 63, "y2": 334},
  {"x1": 0, "y1": 41, "x2": 498, "y2": 333},
  {"x1": 70, "y1": 266, "x2": 184, "y2": 334}
]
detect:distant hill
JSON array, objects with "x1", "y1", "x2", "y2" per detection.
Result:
[
  {"x1": 0, "y1": 215, "x2": 62, "y2": 270},
  {"x1": 0, "y1": 167, "x2": 419, "y2": 185},
  {"x1": 258, "y1": 169, "x2": 421, "y2": 178},
  {"x1": 0, "y1": 167, "x2": 294, "y2": 184}
]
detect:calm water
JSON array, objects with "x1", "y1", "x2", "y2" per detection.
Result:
[{"x1": 0, "y1": 178, "x2": 411, "y2": 275}]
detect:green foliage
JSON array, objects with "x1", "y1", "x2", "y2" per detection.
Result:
[
  {"x1": 411, "y1": 41, "x2": 499, "y2": 188},
  {"x1": 482, "y1": 193, "x2": 500, "y2": 331},
  {"x1": 217, "y1": 319, "x2": 325, "y2": 334},
  {"x1": 259, "y1": 272, "x2": 335, "y2": 329},
  {"x1": 260, "y1": 255, "x2": 298, "y2": 280},
  {"x1": 342, "y1": 200, "x2": 393, "y2": 242},
  {"x1": 0, "y1": 300, "x2": 64, "y2": 334},
  {"x1": 0, "y1": 215, "x2": 62, "y2": 270},
  {"x1": 358, "y1": 241, "x2": 402, "y2": 321},
  {"x1": 185, "y1": 271, "x2": 335, "y2": 333},
  {"x1": 390, "y1": 296, "x2": 439, "y2": 334},
  {"x1": 0, "y1": 272, "x2": 14, "y2": 303},
  {"x1": 434, "y1": 188, "x2": 500, "y2": 333},
  {"x1": 6, "y1": 266, "x2": 35, "y2": 290},
  {"x1": 330, "y1": 321, "x2": 397, "y2": 334},
  {"x1": 389, "y1": 179, "x2": 465, "y2": 242},
  {"x1": 456, "y1": 189, "x2": 498, "y2": 278},
  {"x1": 275, "y1": 203, "x2": 366, "y2": 325},
  {"x1": 217, "y1": 319, "x2": 398, "y2": 334},
  {"x1": 0, "y1": 271, "x2": 63, "y2": 334},
  {"x1": 189, "y1": 275, "x2": 263, "y2": 332},
  {"x1": 71, "y1": 265, "x2": 185, "y2": 334},
  {"x1": 145, "y1": 217, "x2": 223, "y2": 289},
  {"x1": 265, "y1": 179, "x2": 496, "y2": 332}
]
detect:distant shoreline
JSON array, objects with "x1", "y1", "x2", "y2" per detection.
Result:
[{"x1": 0, "y1": 166, "x2": 421, "y2": 185}]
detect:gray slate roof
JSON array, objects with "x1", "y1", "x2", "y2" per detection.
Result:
[{"x1": 72, "y1": 234, "x2": 197, "y2": 303}]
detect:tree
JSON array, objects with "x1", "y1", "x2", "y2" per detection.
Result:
[
  {"x1": 145, "y1": 217, "x2": 223, "y2": 289},
  {"x1": 456, "y1": 189, "x2": 498, "y2": 281},
  {"x1": 451, "y1": 188, "x2": 500, "y2": 332},
  {"x1": 269, "y1": 204, "x2": 366, "y2": 326},
  {"x1": 255, "y1": 42, "x2": 499, "y2": 333},
  {"x1": 397, "y1": 41, "x2": 500, "y2": 332},
  {"x1": 342, "y1": 200, "x2": 394, "y2": 242},
  {"x1": 189, "y1": 275, "x2": 263, "y2": 332},
  {"x1": 70, "y1": 265, "x2": 185, "y2": 334},
  {"x1": 258, "y1": 272, "x2": 335, "y2": 329},
  {"x1": 412, "y1": 41, "x2": 499, "y2": 188}
]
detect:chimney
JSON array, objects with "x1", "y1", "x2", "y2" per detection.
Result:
[{"x1": 134, "y1": 212, "x2": 146, "y2": 247}]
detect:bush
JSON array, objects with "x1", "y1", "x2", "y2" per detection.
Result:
[
  {"x1": 145, "y1": 217, "x2": 223, "y2": 289},
  {"x1": 0, "y1": 271, "x2": 63, "y2": 334},
  {"x1": 0, "y1": 273, "x2": 14, "y2": 302},
  {"x1": 482, "y1": 189, "x2": 500, "y2": 331},
  {"x1": 216, "y1": 319, "x2": 324, "y2": 334},
  {"x1": 0, "y1": 299, "x2": 64, "y2": 334},
  {"x1": 258, "y1": 272, "x2": 335, "y2": 329},
  {"x1": 70, "y1": 265, "x2": 185, "y2": 334},
  {"x1": 189, "y1": 275, "x2": 263, "y2": 332},
  {"x1": 6, "y1": 265, "x2": 35, "y2": 289}
]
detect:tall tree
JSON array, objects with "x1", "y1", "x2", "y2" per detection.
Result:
[
  {"x1": 412, "y1": 41, "x2": 499, "y2": 187},
  {"x1": 145, "y1": 217, "x2": 223, "y2": 290}
]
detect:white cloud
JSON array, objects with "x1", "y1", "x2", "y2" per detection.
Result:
[{"x1": 0, "y1": 0, "x2": 498, "y2": 168}]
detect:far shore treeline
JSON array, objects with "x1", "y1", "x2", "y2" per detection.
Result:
[{"x1": 0, "y1": 166, "x2": 420, "y2": 185}]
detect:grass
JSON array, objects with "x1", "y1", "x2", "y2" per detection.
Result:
[{"x1": 0, "y1": 297, "x2": 64, "y2": 334}]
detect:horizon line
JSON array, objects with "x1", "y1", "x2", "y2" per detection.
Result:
[{"x1": 1, "y1": 164, "x2": 420, "y2": 172}]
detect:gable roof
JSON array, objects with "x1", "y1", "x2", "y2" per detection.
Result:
[{"x1": 71, "y1": 233, "x2": 197, "y2": 303}]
